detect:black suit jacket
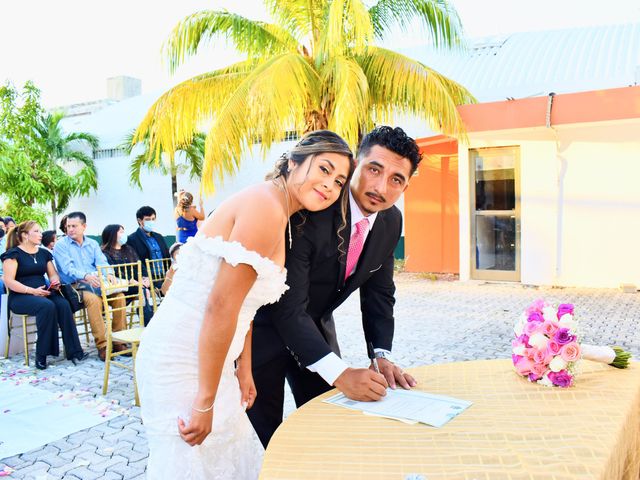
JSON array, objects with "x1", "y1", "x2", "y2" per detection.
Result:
[
  {"x1": 252, "y1": 201, "x2": 400, "y2": 369},
  {"x1": 125, "y1": 228, "x2": 170, "y2": 277}
]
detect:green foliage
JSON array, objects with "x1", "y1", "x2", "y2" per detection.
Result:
[
  {"x1": 0, "y1": 81, "x2": 99, "y2": 226},
  {"x1": 122, "y1": 129, "x2": 204, "y2": 203},
  {"x1": 137, "y1": 0, "x2": 475, "y2": 192}
]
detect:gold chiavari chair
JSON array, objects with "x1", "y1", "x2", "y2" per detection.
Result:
[
  {"x1": 97, "y1": 261, "x2": 144, "y2": 405},
  {"x1": 145, "y1": 257, "x2": 172, "y2": 313}
]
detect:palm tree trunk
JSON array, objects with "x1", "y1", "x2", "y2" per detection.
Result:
[
  {"x1": 51, "y1": 198, "x2": 57, "y2": 230},
  {"x1": 171, "y1": 173, "x2": 178, "y2": 208}
]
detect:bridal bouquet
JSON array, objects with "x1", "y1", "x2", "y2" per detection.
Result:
[{"x1": 512, "y1": 299, "x2": 631, "y2": 387}]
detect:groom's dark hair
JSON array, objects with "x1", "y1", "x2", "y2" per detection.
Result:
[{"x1": 358, "y1": 126, "x2": 422, "y2": 175}]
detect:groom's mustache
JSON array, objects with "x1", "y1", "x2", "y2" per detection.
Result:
[{"x1": 366, "y1": 192, "x2": 386, "y2": 203}]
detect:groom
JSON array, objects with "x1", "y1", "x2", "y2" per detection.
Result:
[{"x1": 249, "y1": 126, "x2": 422, "y2": 448}]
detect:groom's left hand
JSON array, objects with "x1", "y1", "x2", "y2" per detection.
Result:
[{"x1": 373, "y1": 358, "x2": 417, "y2": 390}]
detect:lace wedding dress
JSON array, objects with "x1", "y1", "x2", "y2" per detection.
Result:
[{"x1": 136, "y1": 234, "x2": 288, "y2": 479}]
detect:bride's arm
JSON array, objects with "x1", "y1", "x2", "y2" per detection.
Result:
[{"x1": 178, "y1": 195, "x2": 282, "y2": 446}]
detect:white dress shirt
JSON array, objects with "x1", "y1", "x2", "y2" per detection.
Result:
[{"x1": 307, "y1": 192, "x2": 390, "y2": 385}]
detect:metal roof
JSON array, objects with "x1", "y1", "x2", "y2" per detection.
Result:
[{"x1": 401, "y1": 22, "x2": 640, "y2": 102}]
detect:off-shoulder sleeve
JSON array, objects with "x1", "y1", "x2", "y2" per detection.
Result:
[{"x1": 184, "y1": 235, "x2": 289, "y2": 305}]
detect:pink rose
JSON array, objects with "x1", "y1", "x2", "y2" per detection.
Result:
[
  {"x1": 531, "y1": 362, "x2": 548, "y2": 377},
  {"x1": 541, "y1": 320, "x2": 559, "y2": 336},
  {"x1": 548, "y1": 370, "x2": 573, "y2": 387},
  {"x1": 547, "y1": 341, "x2": 561, "y2": 355},
  {"x1": 527, "y1": 311, "x2": 544, "y2": 323},
  {"x1": 560, "y1": 342, "x2": 581, "y2": 362},
  {"x1": 514, "y1": 357, "x2": 534, "y2": 376},
  {"x1": 556, "y1": 303, "x2": 574, "y2": 319},
  {"x1": 554, "y1": 328, "x2": 576, "y2": 345},
  {"x1": 524, "y1": 321, "x2": 543, "y2": 336},
  {"x1": 526, "y1": 299, "x2": 546, "y2": 316},
  {"x1": 532, "y1": 349, "x2": 549, "y2": 365}
]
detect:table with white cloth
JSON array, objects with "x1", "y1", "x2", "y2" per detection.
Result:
[{"x1": 260, "y1": 359, "x2": 640, "y2": 480}]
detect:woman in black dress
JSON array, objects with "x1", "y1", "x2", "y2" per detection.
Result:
[{"x1": 1, "y1": 221, "x2": 88, "y2": 369}]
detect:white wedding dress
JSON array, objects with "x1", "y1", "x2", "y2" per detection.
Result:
[{"x1": 136, "y1": 234, "x2": 288, "y2": 479}]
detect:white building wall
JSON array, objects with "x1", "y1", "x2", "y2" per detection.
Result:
[
  {"x1": 459, "y1": 119, "x2": 640, "y2": 288},
  {"x1": 64, "y1": 142, "x2": 296, "y2": 238}
]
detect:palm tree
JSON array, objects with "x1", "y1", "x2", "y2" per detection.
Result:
[
  {"x1": 135, "y1": 0, "x2": 474, "y2": 192},
  {"x1": 33, "y1": 112, "x2": 99, "y2": 226},
  {"x1": 122, "y1": 131, "x2": 205, "y2": 207}
]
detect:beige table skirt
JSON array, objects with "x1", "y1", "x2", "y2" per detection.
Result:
[{"x1": 260, "y1": 359, "x2": 640, "y2": 480}]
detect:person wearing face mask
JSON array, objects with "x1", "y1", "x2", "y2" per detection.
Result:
[
  {"x1": 125, "y1": 206, "x2": 170, "y2": 283},
  {"x1": 101, "y1": 224, "x2": 154, "y2": 326}
]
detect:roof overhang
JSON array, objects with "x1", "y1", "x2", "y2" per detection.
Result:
[{"x1": 417, "y1": 85, "x2": 640, "y2": 146}]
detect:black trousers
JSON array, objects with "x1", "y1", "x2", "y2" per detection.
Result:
[
  {"x1": 248, "y1": 351, "x2": 333, "y2": 449},
  {"x1": 9, "y1": 292, "x2": 83, "y2": 359}
]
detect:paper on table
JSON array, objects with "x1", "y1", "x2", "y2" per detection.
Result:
[{"x1": 323, "y1": 389, "x2": 472, "y2": 428}]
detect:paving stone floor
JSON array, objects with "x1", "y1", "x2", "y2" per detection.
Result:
[{"x1": 1, "y1": 275, "x2": 639, "y2": 479}]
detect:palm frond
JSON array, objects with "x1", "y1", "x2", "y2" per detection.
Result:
[
  {"x1": 163, "y1": 10, "x2": 300, "y2": 73},
  {"x1": 318, "y1": 0, "x2": 374, "y2": 62},
  {"x1": 368, "y1": 0, "x2": 464, "y2": 48},
  {"x1": 65, "y1": 150, "x2": 98, "y2": 176},
  {"x1": 321, "y1": 56, "x2": 370, "y2": 147},
  {"x1": 180, "y1": 132, "x2": 205, "y2": 180},
  {"x1": 135, "y1": 59, "x2": 260, "y2": 158},
  {"x1": 264, "y1": 0, "x2": 327, "y2": 50},
  {"x1": 201, "y1": 52, "x2": 320, "y2": 193},
  {"x1": 64, "y1": 131, "x2": 100, "y2": 150},
  {"x1": 357, "y1": 47, "x2": 475, "y2": 137}
]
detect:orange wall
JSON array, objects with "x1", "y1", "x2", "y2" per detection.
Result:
[{"x1": 405, "y1": 141, "x2": 460, "y2": 273}]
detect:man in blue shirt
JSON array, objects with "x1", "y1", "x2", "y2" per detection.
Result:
[{"x1": 53, "y1": 211, "x2": 127, "y2": 361}]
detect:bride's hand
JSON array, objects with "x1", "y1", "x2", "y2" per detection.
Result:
[
  {"x1": 178, "y1": 398, "x2": 214, "y2": 446},
  {"x1": 236, "y1": 366, "x2": 257, "y2": 410}
]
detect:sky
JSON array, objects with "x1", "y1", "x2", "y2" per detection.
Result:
[{"x1": 1, "y1": 0, "x2": 639, "y2": 108}]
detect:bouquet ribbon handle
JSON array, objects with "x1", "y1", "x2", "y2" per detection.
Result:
[{"x1": 581, "y1": 344, "x2": 632, "y2": 368}]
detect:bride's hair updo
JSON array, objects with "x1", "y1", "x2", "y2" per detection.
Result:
[
  {"x1": 266, "y1": 130, "x2": 354, "y2": 181},
  {"x1": 266, "y1": 130, "x2": 355, "y2": 257}
]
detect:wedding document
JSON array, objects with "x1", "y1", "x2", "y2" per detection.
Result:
[{"x1": 323, "y1": 389, "x2": 472, "y2": 428}]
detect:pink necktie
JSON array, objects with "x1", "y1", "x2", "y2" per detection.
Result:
[{"x1": 345, "y1": 218, "x2": 370, "y2": 280}]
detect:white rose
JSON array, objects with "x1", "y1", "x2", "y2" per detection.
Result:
[
  {"x1": 558, "y1": 314, "x2": 577, "y2": 331},
  {"x1": 514, "y1": 319, "x2": 525, "y2": 336},
  {"x1": 542, "y1": 306, "x2": 557, "y2": 323},
  {"x1": 512, "y1": 345, "x2": 526, "y2": 356},
  {"x1": 528, "y1": 333, "x2": 549, "y2": 350},
  {"x1": 549, "y1": 356, "x2": 567, "y2": 372},
  {"x1": 538, "y1": 373, "x2": 553, "y2": 387}
]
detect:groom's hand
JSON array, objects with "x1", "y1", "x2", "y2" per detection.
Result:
[
  {"x1": 374, "y1": 358, "x2": 417, "y2": 390},
  {"x1": 334, "y1": 368, "x2": 388, "y2": 401}
]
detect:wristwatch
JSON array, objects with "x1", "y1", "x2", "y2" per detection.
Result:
[{"x1": 373, "y1": 350, "x2": 394, "y2": 363}]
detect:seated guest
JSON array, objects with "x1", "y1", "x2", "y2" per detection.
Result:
[
  {"x1": 101, "y1": 224, "x2": 153, "y2": 325},
  {"x1": 41, "y1": 230, "x2": 57, "y2": 253},
  {"x1": 0, "y1": 219, "x2": 7, "y2": 321},
  {"x1": 53, "y1": 212, "x2": 127, "y2": 362},
  {"x1": 174, "y1": 191, "x2": 204, "y2": 243},
  {"x1": 1, "y1": 221, "x2": 88, "y2": 369},
  {"x1": 160, "y1": 242, "x2": 183, "y2": 296},
  {"x1": 58, "y1": 215, "x2": 68, "y2": 237},
  {"x1": 3, "y1": 217, "x2": 16, "y2": 231},
  {"x1": 125, "y1": 206, "x2": 170, "y2": 282}
]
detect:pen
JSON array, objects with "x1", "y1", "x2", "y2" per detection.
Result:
[{"x1": 367, "y1": 341, "x2": 380, "y2": 374}]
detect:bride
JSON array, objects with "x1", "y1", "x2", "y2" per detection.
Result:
[{"x1": 136, "y1": 130, "x2": 355, "y2": 479}]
